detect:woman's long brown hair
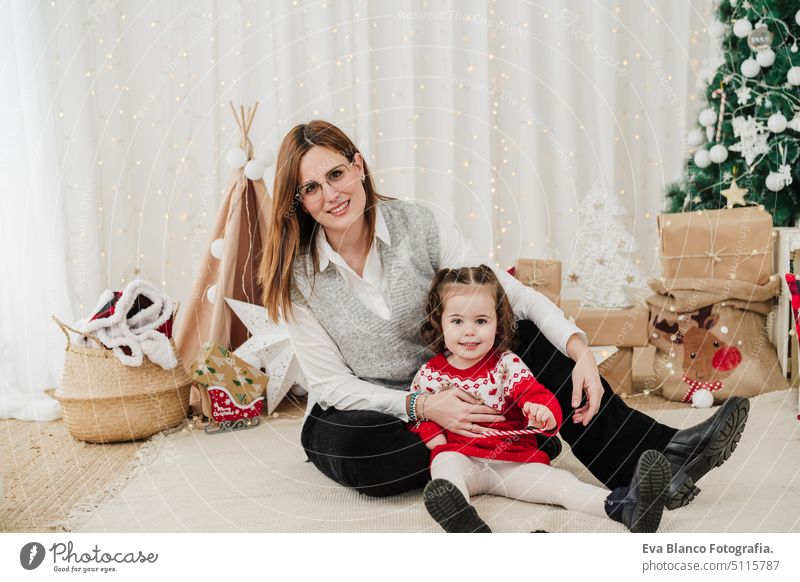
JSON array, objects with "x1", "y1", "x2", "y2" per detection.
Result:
[{"x1": 259, "y1": 120, "x2": 388, "y2": 323}]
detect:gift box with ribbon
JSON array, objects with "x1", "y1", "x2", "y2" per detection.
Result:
[
  {"x1": 658, "y1": 206, "x2": 775, "y2": 285},
  {"x1": 512, "y1": 259, "x2": 561, "y2": 305}
]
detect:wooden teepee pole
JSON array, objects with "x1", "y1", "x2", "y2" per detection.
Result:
[{"x1": 228, "y1": 101, "x2": 260, "y2": 158}]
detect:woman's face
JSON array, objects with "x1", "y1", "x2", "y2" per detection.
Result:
[{"x1": 297, "y1": 146, "x2": 366, "y2": 241}]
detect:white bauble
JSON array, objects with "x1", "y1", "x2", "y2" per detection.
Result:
[
  {"x1": 768, "y1": 113, "x2": 788, "y2": 133},
  {"x1": 788, "y1": 66, "x2": 800, "y2": 86},
  {"x1": 766, "y1": 172, "x2": 786, "y2": 192},
  {"x1": 756, "y1": 48, "x2": 776, "y2": 67},
  {"x1": 244, "y1": 160, "x2": 264, "y2": 180},
  {"x1": 694, "y1": 148, "x2": 711, "y2": 168},
  {"x1": 709, "y1": 144, "x2": 729, "y2": 164},
  {"x1": 796, "y1": 9, "x2": 800, "y2": 26},
  {"x1": 255, "y1": 148, "x2": 276, "y2": 168},
  {"x1": 239, "y1": 352, "x2": 262, "y2": 370},
  {"x1": 698, "y1": 108, "x2": 717, "y2": 127},
  {"x1": 741, "y1": 58, "x2": 761, "y2": 78},
  {"x1": 708, "y1": 20, "x2": 727, "y2": 38},
  {"x1": 290, "y1": 385, "x2": 308, "y2": 396},
  {"x1": 226, "y1": 147, "x2": 248, "y2": 168},
  {"x1": 210, "y1": 238, "x2": 225, "y2": 260},
  {"x1": 733, "y1": 19, "x2": 752, "y2": 38},
  {"x1": 206, "y1": 284, "x2": 218, "y2": 304},
  {"x1": 691, "y1": 389, "x2": 714, "y2": 409},
  {"x1": 687, "y1": 129, "x2": 705, "y2": 147}
]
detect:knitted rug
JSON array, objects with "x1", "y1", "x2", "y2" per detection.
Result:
[{"x1": 66, "y1": 389, "x2": 800, "y2": 533}]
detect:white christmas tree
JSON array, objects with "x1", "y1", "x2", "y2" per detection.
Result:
[{"x1": 570, "y1": 178, "x2": 648, "y2": 308}]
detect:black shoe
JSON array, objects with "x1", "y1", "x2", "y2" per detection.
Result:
[
  {"x1": 604, "y1": 450, "x2": 671, "y2": 533},
  {"x1": 662, "y1": 397, "x2": 750, "y2": 510},
  {"x1": 423, "y1": 479, "x2": 492, "y2": 533},
  {"x1": 536, "y1": 433, "x2": 563, "y2": 461}
]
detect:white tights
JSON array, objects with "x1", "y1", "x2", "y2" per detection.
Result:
[{"x1": 431, "y1": 452, "x2": 610, "y2": 519}]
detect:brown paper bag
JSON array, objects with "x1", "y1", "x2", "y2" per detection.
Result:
[
  {"x1": 646, "y1": 277, "x2": 786, "y2": 403},
  {"x1": 192, "y1": 343, "x2": 268, "y2": 418},
  {"x1": 658, "y1": 206, "x2": 775, "y2": 285},
  {"x1": 514, "y1": 259, "x2": 561, "y2": 305}
]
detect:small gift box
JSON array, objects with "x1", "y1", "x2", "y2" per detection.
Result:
[
  {"x1": 562, "y1": 299, "x2": 650, "y2": 347},
  {"x1": 596, "y1": 347, "x2": 633, "y2": 396},
  {"x1": 658, "y1": 206, "x2": 775, "y2": 285},
  {"x1": 513, "y1": 259, "x2": 561, "y2": 305}
]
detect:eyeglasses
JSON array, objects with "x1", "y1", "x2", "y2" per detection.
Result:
[{"x1": 295, "y1": 161, "x2": 356, "y2": 201}]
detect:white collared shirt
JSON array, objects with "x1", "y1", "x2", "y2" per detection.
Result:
[{"x1": 288, "y1": 205, "x2": 587, "y2": 421}]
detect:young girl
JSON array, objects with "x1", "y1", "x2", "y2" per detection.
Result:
[{"x1": 408, "y1": 266, "x2": 672, "y2": 533}]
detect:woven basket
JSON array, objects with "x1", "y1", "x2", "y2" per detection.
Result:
[{"x1": 52, "y1": 316, "x2": 192, "y2": 443}]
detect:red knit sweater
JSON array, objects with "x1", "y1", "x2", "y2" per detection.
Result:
[{"x1": 408, "y1": 349, "x2": 562, "y2": 464}]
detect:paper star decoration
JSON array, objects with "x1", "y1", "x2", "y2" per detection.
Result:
[
  {"x1": 225, "y1": 297, "x2": 307, "y2": 415},
  {"x1": 568, "y1": 273, "x2": 580, "y2": 284},
  {"x1": 721, "y1": 178, "x2": 749, "y2": 207}
]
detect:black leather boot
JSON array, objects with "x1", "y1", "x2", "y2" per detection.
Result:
[
  {"x1": 604, "y1": 450, "x2": 671, "y2": 533},
  {"x1": 662, "y1": 397, "x2": 749, "y2": 510},
  {"x1": 423, "y1": 479, "x2": 492, "y2": 533}
]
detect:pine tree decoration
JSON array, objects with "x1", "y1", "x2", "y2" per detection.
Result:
[
  {"x1": 667, "y1": 0, "x2": 800, "y2": 225},
  {"x1": 570, "y1": 179, "x2": 648, "y2": 308}
]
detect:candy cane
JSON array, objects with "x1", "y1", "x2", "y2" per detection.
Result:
[
  {"x1": 478, "y1": 427, "x2": 550, "y2": 438},
  {"x1": 712, "y1": 83, "x2": 727, "y2": 143}
]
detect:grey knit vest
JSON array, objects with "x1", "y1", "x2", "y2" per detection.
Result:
[{"x1": 291, "y1": 199, "x2": 440, "y2": 390}]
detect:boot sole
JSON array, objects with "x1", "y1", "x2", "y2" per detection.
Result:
[
  {"x1": 630, "y1": 451, "x2": 671, "y2": 533},
  {"x1": 423, "y1": 479, "x2": 492, "y2": 533},
  {"x1": 666, "y1": 397, "x2": 749, "y2": 510}
]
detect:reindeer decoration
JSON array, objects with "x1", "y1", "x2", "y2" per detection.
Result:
[{"x1": 651, "y1": 305, "x2": 742, "y2": 403}]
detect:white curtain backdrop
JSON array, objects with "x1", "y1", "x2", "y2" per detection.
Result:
[{"x1": 1, "y1": 0, "x2": 714, "y2": 420}]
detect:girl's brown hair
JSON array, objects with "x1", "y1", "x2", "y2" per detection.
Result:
[
  {"x1": 420, "y1": 265, "x2": 517, "y2": 354},
  {"x1": 258, "y1": 120, "x2": 390, "y2": 323}
]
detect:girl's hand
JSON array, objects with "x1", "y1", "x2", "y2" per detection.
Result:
[
  {"x1": 523, "y1": 402, "x2": 556, "y2": 431},
  {"x1": 425, "y1": 434, "x2": 447, "y2": 450},
  {"x1": 423, "y1": 389, "x2": 505, "y2": 438},
  {"x1": 568, "y1": 339, "x2": 604, "y2": 426}
]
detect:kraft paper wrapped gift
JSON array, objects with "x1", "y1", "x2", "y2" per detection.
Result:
[
  {"x1": 562, "y1": 299, "x2": 650, "y2": 347},
  {"x1": 597, "y1": 348, "x2": 633, "y2": 396},
  {"x1": 192, "y1": 343, "x2": 268, "y2": 420},
  {"x1": 658, "y1": 206, "x2": 775, "y2": 285},
  {"x1": 513, "y1": 259, "x2": 561, "y2": 305}
]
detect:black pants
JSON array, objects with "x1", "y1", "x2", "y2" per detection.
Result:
[{"x1": 300, "y1": 319, "x2": 678, "y2": 497}]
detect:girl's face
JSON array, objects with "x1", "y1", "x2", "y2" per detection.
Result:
[
  {"x1": 297, "y1": 146, "x2": 366, "y2": 240},
  {"x1": 441, "y1": 285, "x2": 498, "y2": 368}
]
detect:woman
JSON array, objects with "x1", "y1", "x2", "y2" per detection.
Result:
[{"x1": 258, "y1": 120, "x2": 749, "y2": 512}]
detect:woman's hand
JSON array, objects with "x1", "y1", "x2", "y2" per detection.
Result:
[
  {"x1": 567, "y1": 334, "x2": 604, "y2": 426},
  {"x1": 423, "y1": 389, "x2": 505, "y2": 438},
  {"x1": 522, "y1": 402, "x2": 556, "y2": 431}
]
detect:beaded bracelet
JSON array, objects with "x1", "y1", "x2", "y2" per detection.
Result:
[
  {"x1": 408, "y1": 391, "x2": 422, "y2": 423},
  {"x1": 418, "y1": 393, "x2": 429, "y2": 421}
]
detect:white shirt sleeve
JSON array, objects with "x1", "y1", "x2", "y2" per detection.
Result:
[
  {"x1": 287, "y1": 302, "x2": 411, "y2": 420},
  {"x1": 434, "y1": 212, "x2": 587, "y2": 356}
]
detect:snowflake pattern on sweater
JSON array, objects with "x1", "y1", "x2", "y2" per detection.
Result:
[
  {"x1": 412, "y1": 350, "x2": 535, "y2": 411},
  {"x1": 409, "y1": 349, "x2": 563, "y2": 464}
]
